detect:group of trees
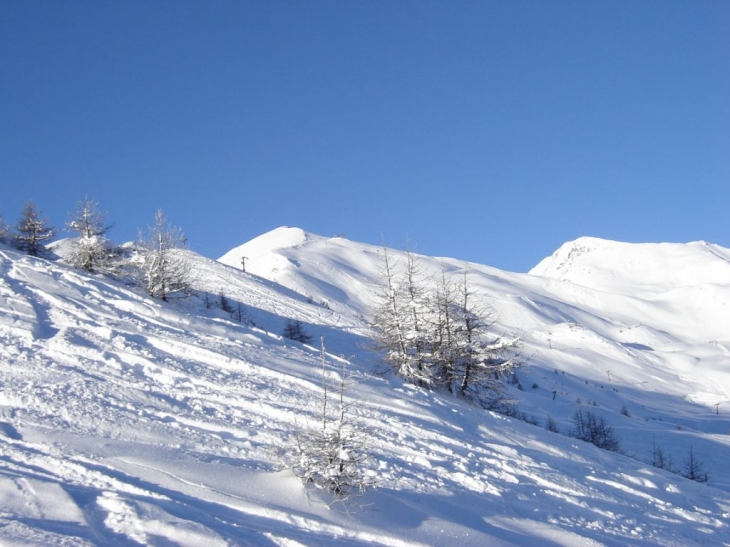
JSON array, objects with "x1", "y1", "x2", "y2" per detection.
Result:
[
  {"x1": 283, "y1": 319, "x2": 312, "y2": 344},
  {"x1": 372, "y1": 248, "x2": 521, "y2": 408},
  {"x1": 1, "y1": 199, "x2": 192, "y2": 302},
  {"x1": 650, "y1": 440, "x2": 709, "y2": 483},
  {"x1": 566, "y1": 407, "x2": 710, "y2": 483},
  {"x1": 571, "y1": 408, "x2": 622, "y2": 452}
]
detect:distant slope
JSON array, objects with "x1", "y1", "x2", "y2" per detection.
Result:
[
  {"x1": 220, "y1": 226, "x2": 389, "y2": 318},
  {"x1": 220, "y1": 228, "x2": 730, "y2": 417},
  {"x1": 531, "y1": 237, "x2": 730, "y2": 295},
  {"x1": 0, "y1": 233, "x2": 729, "y2": 545},
  {"x1": 220, "y1": 228, "x2": 730, "y2": 487}
]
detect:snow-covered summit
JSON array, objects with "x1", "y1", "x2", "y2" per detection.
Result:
[
  {"x1": 530, "y1": 236, "x2": 730, "y2": 296},
  {"x1": 220, "y1": 227, "x2": 387, "y2": 316},
  {"x1": 220, "y1": 226, "x2": 313, "y2": 264}
]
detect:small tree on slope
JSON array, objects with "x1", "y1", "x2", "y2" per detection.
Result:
[
  {"x1": 682, "y1": 446, "x2": 708, "y2": 483},
  {"x1": 66, "y1": 197, "x2": 118, "y2": 273},
  {"x1": 451, "y1": 265, "x2": 521, "y2": 406},
  {"x1": 371, "y1": 247, "x2": 413, "y2": 380},
  {"x1": 13, "y1": 201, "x2": 56, "y2": 257},
  {"x1": 292, "y1": 339, "x2": 375, "y2": 504},
  {"x1": 283, "y1": 319, "x2": 312, "y2": 344},
  {"x1": 133, "y1": 209, "x2": 191, "y2": 301},
  {"x1": 571, "y1": 408, "x2": 622, "y2": 452}
]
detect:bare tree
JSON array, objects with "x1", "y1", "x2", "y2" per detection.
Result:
[
  {"x1": 66, "y1": 197, "x2": 117, "y2": 273},
  {"x1": 682, "y1": 446, "x2": 708, "y2": 483},
  {"x1": 372, "y1": 247, "x2": 440, "y2": 386},
  {"x1": 218, "y1": 291, "x2": 234, "y2": 314},
  {"x1": 571, "y1": 408, "x2": 622, "y2": 452},
  {"x1": 12, "y1": 201, "x2": 56, "y2": 257},
  {"x1": 400, "y1": 251, "x2": 434, "y2": 386},
  {"x1": 649, "y1": 439, "x2": 676, "y2": 473},
  {"x1": 545, "y1": 415, "x2": 560, "y2": 433},
  {"x1": 292, "y1": 339, "x2": 375, "y2": 504},
  {"x1": 372, "y1": 247, "x2": 410, "y2": 377},
  {"x1": 372, "y1": 254, "x2": 522, "y2": 408},
  {"x1": 432, "y1": 264, "x2": 521, "y2": 407},
  {"x1": 432, "y1": 265, "x2": 458, "y2": 391},
  {"x1": 134, "y1": 209, "x2": 191, "y2": 301},
  {"x1": 283, "y1": 319, "x2": 312, "y2": 344}
]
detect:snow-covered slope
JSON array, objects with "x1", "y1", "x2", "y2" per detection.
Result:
[
  {"x1": 0, "y1": 230, "x2": 729, "y2": 546},
  {"x1": 531, "y1": 237, "x2": 730, "y2": 295},
  {"x1": 220, "y1": 226, "x2": 386, "y2": 318},
  {"x1": 222, "y1": 228, "x2": 730, "y2": 427}
]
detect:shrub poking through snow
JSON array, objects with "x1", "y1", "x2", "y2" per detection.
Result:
[{"x1": 571, "y1": 408, "x2": 622, "y2": 452}]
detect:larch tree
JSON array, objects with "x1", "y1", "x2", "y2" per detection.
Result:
[
  {"x1": 432, "y1": 265, "x2": 459, "y2": 391},
  {"x1": 134, "y1": 209, "x2": 191, "y2": 301},
  {"x1": 292, "y1": 339, "x2": 375, "y2": 503},
  {"x1": 13, "y1": 201, "x2": 56, "y2": 257},
  {"x1": 400, "y1": 250, "x2": 434, "y2": 386},
  {"x1": 452, "y1": 265, "x2": 520, "y2": 407},
  {"x1": 372, "y1": 246, "x2": 409, "y2": 377},
  {"x1": 682, "y1": 446, "x2": 708, "y2": 483},
  {"x1": 283, "y1": 319, "x2": 313, "y2": 344},
  {"x1": 66, "y1": 197, "x2": 117, "y2": 273},
  {"x1": 373, "y1": 252, "x2": 523, "y2": 409}
]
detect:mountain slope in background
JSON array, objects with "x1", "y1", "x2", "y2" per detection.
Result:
[{"x1": 0, "y1": 229, "x2": 728, "y2": 546}]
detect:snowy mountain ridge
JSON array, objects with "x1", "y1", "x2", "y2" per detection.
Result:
[
  {"x1": 530, "y1": 236, "x2": 730, "y2": 295},
  {"x1": 0, "y1": 230, "x2": 729, "y2": 546}
]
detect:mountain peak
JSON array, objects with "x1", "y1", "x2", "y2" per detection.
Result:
[
  {"x1": 218, "y1": 226, "x2": 317, "y2": 265},
  {"x1": 530, "y1": 237, "x2": 730, "y2": 294}
]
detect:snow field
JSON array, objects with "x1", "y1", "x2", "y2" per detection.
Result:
[{"x1": 0, "y1": 231, "x2": 729, "y2": 545}]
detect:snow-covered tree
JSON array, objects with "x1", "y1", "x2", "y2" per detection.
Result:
[
  {"x1": 373, "y1": 254, "x2": 522, "y2": 408},
  {"x1": 372, "y1": 247, "x2": 434, "y2": 385},
  {"x1": 401, "y1": 251, "x2": 435, "y2": 386},
  {"x1": 66, "y1": 197, "x2": 117, "y2": 273},
  {"x1": 432, "y1": 266, "x2": 459, "y2": 391},
  {"x1": 12, "y1": 201, "x2": 56, "y2": 257},
  {"x1": 292, "y1": 339, "x2": 375, "y2": 503},
  {"x1": 134, "y1": 209, "x2": 191, "y2": 301},
  {"x1": 372, "y1": 247, "x2": 410, "y2": 376},
  {"x1": 433, "y1": 265, "x2": 520, "y2": 406}
]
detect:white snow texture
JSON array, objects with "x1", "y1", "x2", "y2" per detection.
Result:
[{"x1": 0, "y1": 226, "x2": 729, "y2": 546}]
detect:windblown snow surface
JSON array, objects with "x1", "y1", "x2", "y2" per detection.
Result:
[{"x1": 1, "y1": 227, "x2": 729, "y2": 546}]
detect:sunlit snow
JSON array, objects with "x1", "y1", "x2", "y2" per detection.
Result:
[{"x1": 1, "y1": 227, "x2": 728, "y2": 546}]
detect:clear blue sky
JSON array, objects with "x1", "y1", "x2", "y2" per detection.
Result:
[{"x1": 2, "y1": 1, "x2": 728, "y2": 272}]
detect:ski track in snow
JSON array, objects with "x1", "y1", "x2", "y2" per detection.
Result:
[{"x1": 1, "y1": 234, "x2": 729, "y2": 546}]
